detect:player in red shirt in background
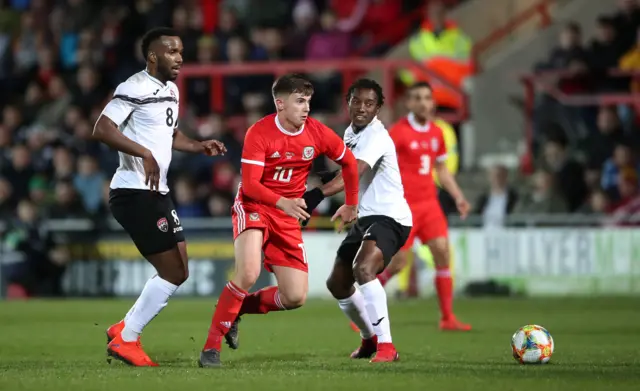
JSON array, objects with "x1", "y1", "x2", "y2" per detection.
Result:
[
  {"x1": 199, "y1": 74, "x2": 360, "y2": 367},
  {"x1": 380, "y1": 82, "x2": 472, "y2": 331}
]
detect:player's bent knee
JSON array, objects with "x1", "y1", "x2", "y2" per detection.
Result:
[
  {"x1": 352, "y1": 241, "x2": 384, "y2": 284},
  {"x1": 233, "y1": 267, "x2": 261, "y2": 291},
  {"x1": 326, "y1": 274, "x2": 351, "y2": 299},
  {"x1": 279, "y1": 290, "x2": 307, "y2": 309}
]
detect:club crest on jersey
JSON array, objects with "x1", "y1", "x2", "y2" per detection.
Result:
[
  {"x1": 302, "y1": 146, "x2": 315, "y2": 160},
  {"x1": 431, "y1": 138, "x2": 439, "y2": 152},
  {"x1": 249, "y1": 213, "x2": 259, "y2": 221},
  {"x1": 170, "y1": 89, "x2": 176, "y2": 99},
  {"x1": 157, "y1": 217, "x2": 168, "y2": 232}
]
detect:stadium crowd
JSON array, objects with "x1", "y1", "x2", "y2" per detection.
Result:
[
  {"x1": 478, "y1": 0, "x2": 640, "y2": 226},
  {"x1": 0, "y1": 0, "x2": 429, "y2": 226}
]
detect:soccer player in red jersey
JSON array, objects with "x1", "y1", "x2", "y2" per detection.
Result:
[
  {"x1": 379, "y1": 82, "x2": 472, "y2": 331},
  {"x1": 199, "y1": 74, "x2": 360, "y2": 367}
]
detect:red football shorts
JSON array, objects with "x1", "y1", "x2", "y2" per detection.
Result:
[
  {"x1": 401, "y1": 200, "x2": 448, "y2": 251},
  {"x1": 231, "y1": 201, "x2": 308, "y2": 273}
]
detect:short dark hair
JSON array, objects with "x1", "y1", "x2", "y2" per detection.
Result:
[
  {"x1": 272, "y1": 74, "x2": 314, "y2": 98},
  {"x1": 409, "y1": 81, "x2": 432, "y2": 91},
  {"x1": 141, "y1": 27, "x2": 179, "y2": 60},
  {"x1": 345, "y1": 79, "x2": 384, "y2": 106},
  {"x1": 407, "y1": 81, "x2": 432, "y2": 97}
]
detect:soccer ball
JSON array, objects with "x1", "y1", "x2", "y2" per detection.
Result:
[{"x1": 511, "y1": 325, "x2": 554, "y2": 364}]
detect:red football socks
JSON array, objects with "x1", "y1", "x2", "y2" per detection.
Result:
[
  {"x1": 377, "y1": 269, "x2": 393, "y2": 287},
  {"x1": 239, "y1": 286, "x2": 286, "y2": 315},
  {"x1": 203, "y1": 281, "x2": 246, "y2": 351},
  {"x1": 435, "y1": 266, "x2": 453, "y2": 320}
]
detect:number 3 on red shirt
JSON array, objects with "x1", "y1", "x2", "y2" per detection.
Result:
[
  {"x1": 273, "y1": 166, "x2": 293, "y2": 182},
  {"x1": 418, "y1": 155, "x2": 431, "y2": 175}
]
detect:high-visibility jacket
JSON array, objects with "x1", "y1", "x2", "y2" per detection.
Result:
[{"x1": 399, "y1": 20, "x2": 473, "y2": 109}]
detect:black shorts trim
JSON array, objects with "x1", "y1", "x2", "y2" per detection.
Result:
[
  {"x1": 109, "y1": 189, "x2": 184, "y2": 256},
  {"x1": 336, "y1": 215, "x2": 411, "y2": 267}
]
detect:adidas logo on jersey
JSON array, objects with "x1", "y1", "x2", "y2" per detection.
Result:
[{"x1": 269, "y1": 151, "x2": 281, "y2": 158}]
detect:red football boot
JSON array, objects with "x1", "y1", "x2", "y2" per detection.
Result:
[
  {"x1": 106, "y1": 320, "x2": 125, "y2": 343},
  {"x1": 370, "y1": 342, "x2": 399, "y2": 363},
  {"x1": 439, "y1": 317, "x2": 472, "y2": 331},
  {"x1": 107, "y1": 334, "x2": 158, "y2": 367},
  {"x1": 350, "y1": 335, "x2": 377, "y2": 359}
]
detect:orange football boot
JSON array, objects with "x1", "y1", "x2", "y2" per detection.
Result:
[
  {"x1": 439, "y1": 317, "x2": 472, "y2": 331},
  {"x1": 370, "y1": 342, "x2": 399, "y2": 363},
  {"x1": 106, "y1": 320, "x2": 125, "y2": 343},
  {"x1": 107, "y1": 334, "x2": 158, "y2": 367},
  {"x1": 349, "y1": 321, "x2": 360, "y2": 332}
]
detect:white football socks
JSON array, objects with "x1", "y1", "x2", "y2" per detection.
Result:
[
  {"x1": 121, "y1": 276, "x2": 178, "y2": 342},
  {"x1": 359, "y1": 279, "x2": 392, "y2": 343},
  {"x1": 337, "y1": 288, "x2": 375, "y2": 340}
]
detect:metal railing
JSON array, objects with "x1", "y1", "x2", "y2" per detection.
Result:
[
  {"x1": 178, "y1": 58, "x2": 468, "y2": 125},
  {"x1": 519, "y1": 68, "x2": 640, "y2": 165}
]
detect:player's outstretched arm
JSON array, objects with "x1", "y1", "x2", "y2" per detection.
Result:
[
  {"x1": 172, "y1": 129, "x2": 226, "y2": 156},
  {"x1": 434, "y1": 161, "x2": 470, "y2": 219}
]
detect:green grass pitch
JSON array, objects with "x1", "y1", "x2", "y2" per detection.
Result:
[{"x1": 0, "y1": 297, "x2": 638, "y2": 391}]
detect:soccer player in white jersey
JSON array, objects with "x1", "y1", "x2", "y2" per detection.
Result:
[
  {"x1": 302, "y1": 79, "x2": 412, "y2": 363},
  {"x1": 92, "y1": 27, "x2": 226, "y2": 367}
]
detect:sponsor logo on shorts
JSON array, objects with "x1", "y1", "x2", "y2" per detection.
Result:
[
  {"x1": 302, "y1": 146, "x2": 315, "y2": 160},
  {"x1": 157, "y1": 217, "x2": 168, "y2": 232},
  {"x1": 249, "y1": 213, "x2": 259, "y2": 221},
  {"x1": 173, "y1": 226, "x2": 183, "y2": 233}
]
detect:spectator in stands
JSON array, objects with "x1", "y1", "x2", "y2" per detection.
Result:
[
  {"x1": 399, "y1": 0, "x2": 472, "y2": 112},
  {"x1": 174, "y1": 177, "x2": 207, "y2": 218},
  {"x1": 513, "y1": 170, "x2": 568, "y2": 214},
  {"x1": 619, "y1": 26, "x2": 640, "y2": 127},
  {"x1": 536, "y1": 22, "x2": 586, "y2": 71},
  {"x1": 1, "y1": 144, "x2": 34, "y2": 201},
  {"x1": 542, "y1": 136, "x2": 587, "y2": 212},
  {"x1": 287, "y1": 0, "x2": 319, "y2": 59},
  {"x1": 0, "y1": 176, "x2": 14, "y2": 220},
  {"x1": 583, "y1": 159, "x2": 603, "y2": 194},
  {"x1": 586, "y1": 105, "x2": 628, "y2": 167},
  {"x1": 306, "y1": 9, "x2": 352, "y2": 111},
  {"x1": 588, "y1": 16, "x2": 626, "y2": 92},
  {"x1": 46, "y1": 179, "x2": 87, "y2": 219},
  {"x1": 207, "y1": 192, "x2": 233, "y2": 217},
  {"x1": 223, "y1": 36, "x2": 269, "y2": 114},
  {"x1": 612, "y1": 0, "x2": 640, "y2": 53},
  {"x1": 73, "y1": 154, "x2": 105, "y2": 215},
  {"x1": 28, "y1": 175, "x2": 49, "y2": 206},
  {"x1": 1, "y1": 199, "x2": 69, "y2": 298},
  {"x1": 577, "y1": 189, "x2": 611, "y2": 216},
  {"x1": 71, "y1": 66, "x2": 104, "y2": 114},
  {"x1": 34, "y1": 76, "x2": 73, "y2": 128},
  {"x1": 473, "y1": 165, "x2": 519, "y2": 228},
  {"x1": 609, "y1": 167, "x2": 640, "y2": 221},
  {"x1": 50, "y1": 147, "x2": 75, "y2": 182},
  {"x1": 601, "y1": 144, "x2": 640, "y2": 200}
]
